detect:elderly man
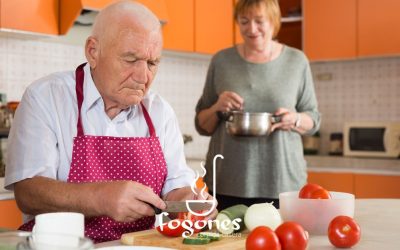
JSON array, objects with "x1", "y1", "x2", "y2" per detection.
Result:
[{"x1": 5, "y1": 1, "x2": 215, "y2": 243}]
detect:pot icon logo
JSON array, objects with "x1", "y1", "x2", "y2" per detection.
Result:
[{"x1": 186, "y1": 154, "x2": 223, "y2": 217}]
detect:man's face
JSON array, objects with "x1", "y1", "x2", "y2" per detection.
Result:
[{"x1": 94, "y1": 28, "x2": 162, "y2": 109}]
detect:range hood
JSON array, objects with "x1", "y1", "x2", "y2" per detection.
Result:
[{"x1": 60, "y1": 0, "x2": 168, "y2": 35}]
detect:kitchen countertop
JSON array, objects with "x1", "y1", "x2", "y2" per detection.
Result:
[
  {"x1": 186, "y1": 156, "x2": 400, "y2": 175},
  {"x1": 95, "y1": 199, "x2": 400, "y2": 249}
]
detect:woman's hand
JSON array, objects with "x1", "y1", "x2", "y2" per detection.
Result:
[
  {"x1": 214, "y1": 91, "x2": 244, "y2": 112},
  {"x1": 271, "y1": 107, "x2": 298, "y2": 132}
]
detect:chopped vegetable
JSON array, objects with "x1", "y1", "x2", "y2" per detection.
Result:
[
  {"x1": 182, "y1": 237, "x2": 211, "y2": 245},
  {"x1": 198, "y1": 232, "x2": 221, "y2": 241}
]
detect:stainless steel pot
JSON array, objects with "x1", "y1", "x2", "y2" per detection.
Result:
[{"x1": 219, "y1": 111, "x2": 281, "y2": 136}]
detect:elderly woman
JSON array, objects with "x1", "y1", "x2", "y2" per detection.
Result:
[{"x1": 195, "y1": 0, "x2": 321, "y2": 209}]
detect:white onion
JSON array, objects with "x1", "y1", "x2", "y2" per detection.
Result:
[{"x1": 244, "y1": 202, "x2": 282, "y2": 231}]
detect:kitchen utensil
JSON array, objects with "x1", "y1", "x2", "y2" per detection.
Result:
[
  {"x1": 279, "y1": 191, "x2": 355, "y2": 235},
  {"x1": 219, "y1": 111, "x2": 281, "y2": 136},
  {"x1": 33, "y1": 212, "x2": 84, "y2": 237},
  {"x1": 19, "y1": 232, "x2": 93, "y2": 250},
  {"x1": 120, "y1": 229, "x2": 248, "y2": 249},
  {"x1": 153, "y1": 201, "x2": 213, "y2": 214}
]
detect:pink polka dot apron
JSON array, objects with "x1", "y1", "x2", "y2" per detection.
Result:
[{"x1": 19, "y1": 63, "x2": 167, "y2": 243}]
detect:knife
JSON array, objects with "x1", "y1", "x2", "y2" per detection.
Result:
[{"x1": 150, "y1": 201, "x2": 213, "y2": 215}]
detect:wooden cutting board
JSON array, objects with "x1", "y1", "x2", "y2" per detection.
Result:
[{"x1": 121, "y1": 229, "x2": 248, "y2": 250}]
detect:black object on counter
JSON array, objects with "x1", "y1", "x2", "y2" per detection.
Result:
[{"x1": 329, "y1": 132, "x2": 343, "y2": 155}]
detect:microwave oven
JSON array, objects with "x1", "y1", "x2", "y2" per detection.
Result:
[{"x1": 343, "y1": 121, "x2": 400, "y2": 158}]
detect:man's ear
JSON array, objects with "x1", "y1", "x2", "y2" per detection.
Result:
[{"x1": 85, "y1": 36, "x2": 99, "y2": 69}]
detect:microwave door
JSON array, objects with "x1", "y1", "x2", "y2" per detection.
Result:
[{"x1": 349, "y1": 127, "x2": 385, "y2": 152}]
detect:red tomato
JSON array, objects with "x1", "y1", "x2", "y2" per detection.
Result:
[
  {"x1": 156, "y1": 219, "x2": 186, "y2": 237},
  {"x1": 299, "y1": 183, "x2": 324, "y2": 198},
  {"x1": 328, "y1": 216, "x2": 361, "y2": 248},
  {"x1": 275, "y1": 221, "x2": 309, "y2": 250},
  {"x1": 246, "y1": 226, "x2": 281, "y2": 250},
  {"x1": 310, "y1": 188, "x2": 332, "y2": 199},
  {"x1": 178, "y1": 211, "x2": 206, "y2": 233}
]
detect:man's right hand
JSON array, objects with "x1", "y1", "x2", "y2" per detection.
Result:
[
  {"x1": 214, "y1": 91, "x2": 244, "y2": 112},
  {"x1": 14, "y1": 177, "x2": 165, "y2": 223},
  {"x1": 96, "y1": 180, "x2": 166, "y2": 222}
]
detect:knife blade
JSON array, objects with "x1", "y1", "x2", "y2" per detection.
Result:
[{"x1": 151, "y1": 201, "x2": 213, "y2": 214}]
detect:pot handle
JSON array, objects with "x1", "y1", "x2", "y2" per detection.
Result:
[
  {"x1": 217, "y1": 111, "x2": 233, "y2": 121},
  {"x1": 271, "y1": 115, "x2": 282, "y2": 124}
]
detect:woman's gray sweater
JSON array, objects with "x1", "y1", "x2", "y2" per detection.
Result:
[{"x1": 195, "y1": 46, "x2": 321, "y2": 198}]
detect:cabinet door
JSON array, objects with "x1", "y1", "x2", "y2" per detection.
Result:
[
  {"x1": 355, "y1": 174, "x2": 400, "y2": 198},
  {"x1": 0, "y1": 200, "x2": 23, "y2": 230},
  {"x1": 0, "y1": 0, "x2": 58, "y2": 35},
  {"x1": 163, "y1": 0, "x2": 194, "y2": 52},
  {"x1": 195, "y1": 0, "x2": 234, "y2": 54},
  {"x1": 358, "y1": 0, "x2": 400, "y2": 57},
  {"x1": 307, "y1": 172, "x2": 354, "y2": 194},
  {"x1": 303, "y1": 0, "x2": 356, "y2": 61}
]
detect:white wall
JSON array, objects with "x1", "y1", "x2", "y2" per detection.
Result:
[{"x1": 0, "y1": 34, "x2": 399, "y2": 159}]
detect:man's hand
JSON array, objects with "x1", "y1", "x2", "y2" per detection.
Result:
[
  {"x1": 163, "y1": 186, "x2": 218, "y2": 220},
  {"x1": 96, "y1": 181, "x2": 166, "y2": 222},
  {"x1": 14, "y1": 177, "x2": 166, "y2": 223}
]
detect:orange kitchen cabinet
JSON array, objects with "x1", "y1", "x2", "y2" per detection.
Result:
[
  {"x1": 0, "y1": 0, "x2": 58, "y2": 35},
  {"x1": 0, "y1": 199, "x2": 23, "y2": 230},
  {"x1": 358, "y1": 0, "x2": 400, "y2": 57},
  {"x1": 195, "y1": 0, "x2": 234, "y2": 54},
  {"x1": 307, "y1": 171, "x2": 354, "y2": 194},
  {"x1": 303, "y1": 0, "x2": 357, "y2": 61},
  {"x1": 354, "y1": 174, "x2": 400, "y2": 198},
  {"x1": 163, "y1": 0, "x2": 194, "y2": 52}
]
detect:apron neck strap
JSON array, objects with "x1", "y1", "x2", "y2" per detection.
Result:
[
  {"x1": 75, "y1": 63, "x2": 86, "y2": 137},
  {"x1": 140, "y1": 102, "x2": 156, "y2": 137},
  {"x1": 75, "y1": 63, "x2": 156, "y2": 137}
]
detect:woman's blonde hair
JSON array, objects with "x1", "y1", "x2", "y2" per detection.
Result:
[{"x1": 234, "y1": 0, "x2": 281, "y2": 38}]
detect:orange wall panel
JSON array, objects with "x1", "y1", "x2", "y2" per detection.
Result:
[
  {"x1": 358, "y1": 0, "x2": 400, "y2": 57},
  {"x1": 303, "y1": 0, "x2": 356, "y2": 61},
  {"x1": 307, "y1": 172, "x2": 354, "y2": 194},
  {"x1": 163, "y1": 0, "x2": 194, "y2": 52},
  {"x1": 195, "y1": 0, "x2": 233, "y2": 54},
  {"x1": 0, "y1": 200, "x2": 23, "y2": 230}
]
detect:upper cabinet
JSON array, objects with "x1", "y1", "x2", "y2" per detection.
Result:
[
  {"x1": 163, "y1": 0, "x2": 194, "y2": 52},
  {"x1": 0, "y1": 0, "x2": 59, "y2": 35},
  {"x1": 194, "y1": 0, "x2": 233, "y2": 54},
  {"x1": 303, "y1": 0, "x2": 356, "y2": 61},
  {"x1": 163, "y1": 0, "x2": 234, "y2": 54},
  {"x1": 1, "y1": 0, "x2": 168, "y2": 36},
  {"x1": 358, "y1": 0, "x2": 400, "y2": 57},
  {"x1": 304, "y1": 0, "x2": 400, "y2": 61}
]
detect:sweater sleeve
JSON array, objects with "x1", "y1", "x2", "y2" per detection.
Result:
[
  {"x1": 194, "y1": 57, "x2": 220, "y2": 136},
  {"x1": 296, "y1": 61, "x2": 321, "y2": 135}
]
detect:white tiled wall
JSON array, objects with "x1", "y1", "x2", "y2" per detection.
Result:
[
  {"x1": 0, "y1": 34, "x2": 399, "y2": 158},
  {"x1": 312, "y1": 57, "x2": 400, "y2": 154}
]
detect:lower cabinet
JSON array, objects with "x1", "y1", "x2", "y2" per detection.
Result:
[
  {"x1": 0, "y1": 199, "x2": 23, "y2": 230},
  {"x1": 307, "y1": 171, "x2": 400, "y2": 199},
  {"x1": 307, "y1": 172, "x2": 354, "y2": 194}
]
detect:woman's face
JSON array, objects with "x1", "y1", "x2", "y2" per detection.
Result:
[{"x1": 237, "y1": 3, "x2": 274, "y2": 48}]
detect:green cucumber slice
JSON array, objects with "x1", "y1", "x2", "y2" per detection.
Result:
[
  {"x1": 198, "y1": 232, "x2": 221, "y2": 241},
  {"x1": 182, "y1": 237, "x2": 211, "y2": 245}
]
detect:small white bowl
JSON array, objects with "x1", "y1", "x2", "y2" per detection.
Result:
[{"x1": 279, "y1": 191, "x2": 355, "y2": 235}]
